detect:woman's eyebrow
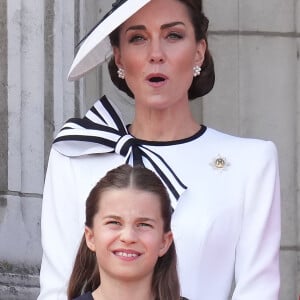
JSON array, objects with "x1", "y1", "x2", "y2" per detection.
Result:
[
  {"x1": 161, "y1": 21, "x2": 185, "y2": 30},
  {"x1": 125, "y1": 21, "x2": 185, "y2": 33},
  {"x1": 125, "y1": 25, "x2": 146, "y2": 32}
]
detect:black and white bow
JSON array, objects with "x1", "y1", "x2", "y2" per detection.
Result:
[{"x1": 53, "y1": 96, "x2": 187, "y2": 208}]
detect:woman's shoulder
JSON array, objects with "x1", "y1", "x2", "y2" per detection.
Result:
[
  {"x1": 73, "y1": 292, "x2": 93, "y2": 300},
  {"x1": 198, "y1": 127, "x2": 279, "y2": 170},
  {"x1": 204, "y1": 127, "x2": 278, "y2": 155}
]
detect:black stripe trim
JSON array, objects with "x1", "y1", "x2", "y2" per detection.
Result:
[
  {"x1": 90, "y1": 106, "x2": 107, "y2": 124},
  {"x1": 140, "y1": 145, "x2": 186, "y2": 189},
  {"x1": 59, "y1": 118, "x2": 120, "y2": 134},
  {"x1": 134, "y1": 125, "x2": 207, "y2": 146},
  {"x1": 101, "y1": 96, "x2": 128, "y2": 135},
  {"x1": 54, "y1": 135, "x2": 116, "y2": 148},
  {"x1": 118, "y1": 137, "x2": 135, "y2": 156},
  {"x1": 140, "y1": 149, "x2": 180, "y2": 200}
]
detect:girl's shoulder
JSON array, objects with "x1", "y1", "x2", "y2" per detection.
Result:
[
  {"x1": 74, "y1": 294, "x2": 187, "y2": 300},
  {"x1": 73, "y1": 292, "x2": 93, "y2": 300}
]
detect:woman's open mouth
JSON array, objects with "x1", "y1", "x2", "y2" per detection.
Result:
[{"x1": 146, "y1": 73, "x2": 168, "y2": 87}]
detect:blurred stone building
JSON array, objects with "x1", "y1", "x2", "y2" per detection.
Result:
[{"x1": 0, "y1": 0, "x2": 298, "y2": 299}]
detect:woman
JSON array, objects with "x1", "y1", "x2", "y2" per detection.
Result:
[
  {"x1": 39, "y1": 0, "x2": 281, "y2": 299},
  {"x1": 68, "y1": 164, "x2": 186, "y2": 300}
]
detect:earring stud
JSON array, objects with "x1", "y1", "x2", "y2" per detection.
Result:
[
  {"x1": 117, "y1": 68, "x2": 125, "y2": 79},
  {"x1": 193, "y1": 66, "x2": 201, "y2": 77}
]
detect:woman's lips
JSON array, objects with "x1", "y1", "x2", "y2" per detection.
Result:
[{"x1": 146, "y1": 73, "x2": 168, "y2": 87}]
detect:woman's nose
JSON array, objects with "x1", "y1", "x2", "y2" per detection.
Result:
[
  {"x1": 120, "y1": 226, "x2": 138, "y2": 244},
  {"x1": 149, "y1": 40, "x2": 165, "y2": 63}
]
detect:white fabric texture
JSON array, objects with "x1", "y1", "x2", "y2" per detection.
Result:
[{"x1": 38, "y1": 102, "x2": 280, "y2": 300}]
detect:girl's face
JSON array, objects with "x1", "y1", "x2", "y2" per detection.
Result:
[
  {"x1": 114, "y1": 0, "x2": 206, "y2": 110},
  {"x1": 85, "y1": 187, "x2": 172, "y2": 282}
]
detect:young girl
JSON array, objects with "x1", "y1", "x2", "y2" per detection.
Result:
[{"x1": 67, "y1": 164, "x2": 187, "y2": 300}]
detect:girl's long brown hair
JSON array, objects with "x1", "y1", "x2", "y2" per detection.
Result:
[{"x1": 67, "y1": 164, "x2": 181, "y2": 300}]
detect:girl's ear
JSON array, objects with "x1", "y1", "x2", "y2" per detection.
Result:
[
  {"x1": 85, "y1": 226, "x2": 96, "y2": 252},
  {"x1": 195, "y1": 39, "x2": 206, "y2": 66},
  {"x1": 158, "y1": 231, "x2": 173, "y2": 257}
]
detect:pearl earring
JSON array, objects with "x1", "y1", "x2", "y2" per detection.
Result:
[
  {"x1": 193, "y1": 66, "x2": 201, "y2": 77},
  {"x1": 117, "y1": 68, "x2": 125, "y2": 79}
]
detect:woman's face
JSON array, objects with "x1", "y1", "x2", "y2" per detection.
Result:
[
  {"x1": 114, "y1": 0, "x2": 206, "y2": 110},
  {"x1": 85, "y1": 187, "x2": 172, "y2": 282}
]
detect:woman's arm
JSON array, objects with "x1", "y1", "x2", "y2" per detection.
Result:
[
  {"x1": 38, "y1": 149, "x2": 84, "y2": 300},
  {"x1": 233, "y1": 141, "x2": 281, "y2": 299}
]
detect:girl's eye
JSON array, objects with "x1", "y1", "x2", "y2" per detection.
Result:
[
  {"x1": 138, "y1": 223, "x2": 152, "y2": 228},
  {"x1": 106, "y1": 220, "x2": 121, "y2": 226}
]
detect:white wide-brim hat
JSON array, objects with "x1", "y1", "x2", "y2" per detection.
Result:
[{"x1": 68, "y1": 0, "x2": 150, "y2": 81}]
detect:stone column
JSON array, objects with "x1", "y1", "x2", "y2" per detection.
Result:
[
  {"x1": 296, "y1": 1, "x2": 300, "y2": 298},
  {"x1": 0, "y1": 0, "x2": 79, "y2": 298},
  {"x1": 0, "y1": 0, "x2": 44, "y2": 298}
]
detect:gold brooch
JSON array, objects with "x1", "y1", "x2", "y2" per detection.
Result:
[{"x1": 210, "y1": 155, "x2": 230, "y2": 171}]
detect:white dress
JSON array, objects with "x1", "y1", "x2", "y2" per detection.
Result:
[{"x1": 38, "y1": 96, "x2": 281, "y2": 300}]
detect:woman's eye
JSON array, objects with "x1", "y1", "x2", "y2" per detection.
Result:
[
  {"x1": 167, "y1": 32, "x2": 183, "y2": 40},
  {"x1": 129, "y1": 35, "x2": 146, "y2": 43}
]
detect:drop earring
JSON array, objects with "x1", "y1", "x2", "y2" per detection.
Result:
[
  {"x1": 117, "y1": 68, "x2": 125, "y2": 79},
  {"x1": 193, "y1": 66, "x2": 201, "y2": 77}
]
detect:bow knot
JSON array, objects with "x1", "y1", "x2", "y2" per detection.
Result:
[
  {"x1": 115, "y1": 134, "x2": 136, "y2": 157},
  {"x1": 53, "y1": 96, "x2": 187, "y2": 208}
]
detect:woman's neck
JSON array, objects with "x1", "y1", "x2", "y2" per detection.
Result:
[{"x1": 129, "y1": 103, "x2": 200, "y2": 141}]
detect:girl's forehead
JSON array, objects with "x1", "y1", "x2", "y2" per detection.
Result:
[{"x1": 98, "y1": 188, "x2": 161, "y2": 210}]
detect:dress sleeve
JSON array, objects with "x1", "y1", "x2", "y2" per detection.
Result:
[
  {"x1": 232, "y1": 141, "x2": 281, "y2": 299},
  {"x1": 38, "y1": 149, "x2": 84, "y2": 300}
]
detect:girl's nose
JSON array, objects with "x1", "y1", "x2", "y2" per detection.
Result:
[{"x1": 120, "y1": 226, "x2": 138, "y2": 244}]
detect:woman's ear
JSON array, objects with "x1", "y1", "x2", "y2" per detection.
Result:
[
  {"x1": 195, "y1": 39, "x2": 206, "y2": 66},
  {"x1": 113, "y1": 46, "x2": 123, "y2": 69},
  {"x1": 85, "y1": 226, "x2": 96, "y2": 252},
  {"x1": 158, "y1": 231, "x2": 173, "y2": 257}
]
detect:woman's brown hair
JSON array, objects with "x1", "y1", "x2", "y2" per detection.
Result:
[
  {"x1": 67, "y1": 164, "x2": 180, "y2": 300},
  {"x1": 108, "y1": 0, "x2": 215, "y2": 100}
]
